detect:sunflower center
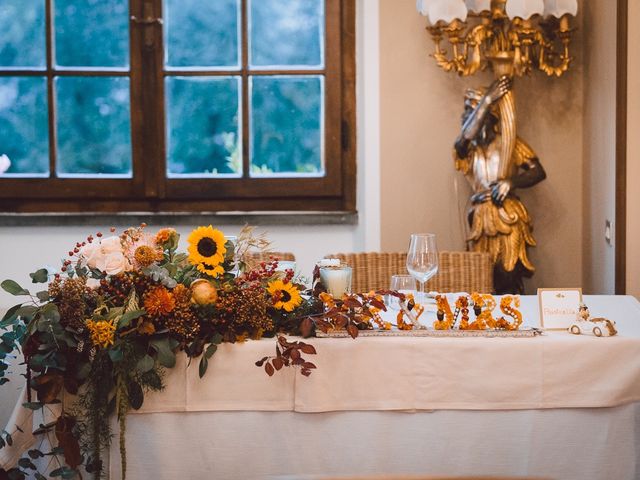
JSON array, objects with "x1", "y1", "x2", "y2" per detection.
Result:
[
  {"x1": 280, "y1": 290, "x2": 292, "y2": 303},
  {"x1": 197, "y1": 237, "x2": 218, "y2": 258}
]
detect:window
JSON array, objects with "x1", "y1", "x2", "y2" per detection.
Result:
[{"x1": 0, "y1": 0, "x2": 355, "y2": 214}]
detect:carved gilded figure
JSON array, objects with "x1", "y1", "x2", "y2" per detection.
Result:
[{"x1": 454, "y1": 76, "x2": 546, "y2": 294}]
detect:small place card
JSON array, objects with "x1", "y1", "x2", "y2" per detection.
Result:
[{"x1": 537, "y1": 288, "x2": 583, "y2": 330}]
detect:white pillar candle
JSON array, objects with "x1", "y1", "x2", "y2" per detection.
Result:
[{"x1": 319, "y1": 266, "x2": 353, "y2": 298}]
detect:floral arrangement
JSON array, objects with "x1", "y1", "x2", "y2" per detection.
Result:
[{"x1": 1, "y1": 224, "x2": 370, "y2": 480}]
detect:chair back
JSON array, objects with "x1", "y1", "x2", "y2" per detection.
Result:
[
  {"x1": 243, "y1": 251, "x2": 296, "y2": 269},
  {"x1": 325, "y1": 251, "x2": 493, "y2": 294}
]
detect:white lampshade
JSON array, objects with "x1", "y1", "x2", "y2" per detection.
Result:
[
  {"x1": 465, "y1": 0, "x2": 491, "y2": 13},
  {"x1": 428, "y1": 0, "x2": 468, "y2": 24},
  {"x1": 543, "y1": 0, "x2": 578, "y2": 17},
  {"x1": 416, "y1": 0, "x2": 433, "y2": 16},
  {"x1": 506, "y1": 0, "x2": 544, "y2": 19}
]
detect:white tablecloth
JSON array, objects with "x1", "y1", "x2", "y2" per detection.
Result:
[{"x1": 3, "y1": 295, "x2": 640, "y2": 480}]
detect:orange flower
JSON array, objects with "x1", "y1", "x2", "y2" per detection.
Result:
[
  {"x1": 137, "y1": 319, "x2": 156, "y2": 335},
  {"x1": 144, "y1": 286, "x2": 176, "y2": 316},
  {"x1": 134, "y1": 245, "x2": 163, "y2": 267},
  {"x1": 155, "y1": 228, "x2": 178, "y2": 245}
]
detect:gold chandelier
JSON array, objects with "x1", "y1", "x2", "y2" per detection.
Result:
[{"x1": 417, "y1": 0, "x2": 578, "y2": 79}]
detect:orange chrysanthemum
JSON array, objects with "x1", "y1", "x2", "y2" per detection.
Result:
[
  {"x1": 155, "y1": 228, "x2": 178, "y2": 245},
  {"x1": 134, "y1": 245, "x2": 163, "y2": 267},
  {"x1": 144, "y1": 286, "x2": 176, "y2": 316}
]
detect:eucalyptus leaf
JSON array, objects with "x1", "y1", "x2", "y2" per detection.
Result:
[
  {"x1": 204, "y1": 343, "x2": 217, "y2": 360},
  {"x1": 108, "y1": 348, "x2": 123, "y2": 363},
  {"x1": 118, "y1": 309, "x2": 146, "y2": 329},
  {"x1": 36, "y1": 291, "x2": 50, "y2": 302},
  {"x1": 198, "y1": 356, "x2": 208, "y2": 378},
  {"x1": 0, "y1": 304, "x2": 22, "y2": 325},
  {"x1": 150, "y1": 338, "x2": 176, "y2": 368},
  {"x1": 29, "y1": 269, "x2": 49, "y2": 284},
  {"x1": 136, "y1": 355, "x2": 154, "y2": 373},
  {"x1": 1, "y1": 280, "x2": 29, "y2": 296},
  {"x1": 127, "y1": 381, "x2": 144, "y2": 410}
]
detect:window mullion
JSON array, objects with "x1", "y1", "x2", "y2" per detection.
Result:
[
  {"x1": 45, "y1": 0, "x2": 56, "y2": 179},
  {"x1": 130, "y1": 0, "x2": 166, "y2": 200},
  {"x1": 241, "y1": 0, "x2": 250, "y2": 180}
]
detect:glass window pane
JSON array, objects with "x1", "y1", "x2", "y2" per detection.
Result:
[
  {"x1": 55, "y1": 77, "x2": 131, "y2": 176},
  {"x1": 55, "y1": 0, "x2": 129, "y2": 68},
  {"x1": 250, "y1": 76, "x2": 323, "y2": 176},
  {"x1": 166, "y1": 77, "x2": 241, "y2": 176},
  {"x1": 0, "y1": 77, "x2": 48, "y2": 175},
  {"x1": 0, "y1": 0, "x2": 45, "y2": 68},
  {"x1": 249, "y1": 0, "x2": 324, "y2": 68},
  {"x1": 164, "y1": 0, "x2": 239, "y2": 69}
]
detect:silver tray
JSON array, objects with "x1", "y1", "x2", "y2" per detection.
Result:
[{"x1": 315, "y1": 327, "x2": 543, "y2": 338}]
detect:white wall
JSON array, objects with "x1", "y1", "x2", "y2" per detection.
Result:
[{"x1": 582, "y1": 0, "x2": 617, "y2": 294}]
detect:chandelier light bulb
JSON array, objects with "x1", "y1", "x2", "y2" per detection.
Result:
[
  {"x1": 428, "y1": 0, "x2": 468, "y2": 24},
  {"x1": 465, "y1": 0, "x2": 491, "y2": 13},
  {"x1": 542, "y1": 0, "x2": 578, "y2": 17},
  {"x1": 505, "y1": 0, "x2": 545, "y2": 19}
]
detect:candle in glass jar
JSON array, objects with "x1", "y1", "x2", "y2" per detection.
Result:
[{"x1": 319, "y1": 265, "x2": 353, "y2": 297}]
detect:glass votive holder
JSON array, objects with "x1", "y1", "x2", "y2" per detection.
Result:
[{"x1": 318, "y1": 261, "x2": 353, "y2": 298}]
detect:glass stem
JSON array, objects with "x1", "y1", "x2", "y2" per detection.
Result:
[{"x1": 418, "y1": 280, "x2": 425, "y2": 303}]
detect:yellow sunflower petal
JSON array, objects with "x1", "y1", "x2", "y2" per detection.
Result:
[
  {"x1": 187, "y1": 226, "x2": 227, "y2": 269},
  {"x1": 267, "y1": 279, "x2": 302, "y2": 311}
]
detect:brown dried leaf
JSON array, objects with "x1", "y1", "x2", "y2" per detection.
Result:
[
  {"x1": 276, "y1": 345, "x2": 282, "y2": 358},
  {"x1": 300, "y1": 317, "x2": 314, "y2": 338},
  {"x1": 299, "y1": 344, "x2": 317, "y2": 355},
  {"x1": 335, "y1": 317, "x2": 348, "y2": 329},
  {"x1": 265, "y1": 362, "x2": 275, "y2": 377},
  {"x1": 301, "y1": 369, "x2": 312, "y2": 377},
  {"x1": 255, "y1": 356, "x2": 269, "y2": 367},
  {"x1": 302, "y1": 362, "x2": 317, "y2": 369},
  {"x1": 290, "y1": 349, "x2": 301, "y2": 360},
  {"x1": 343, "y1": 297, "x2": 363, "y2": 309},
  {"x1": 316, "y1": 319, "x2": 330, "y2": 333},
  {"x1": 292, "y1": 357, "x2": 305, "y2": 366},
  {"x1": 55, "y1": 415, "x2": 81, "y2": 469},
  {"x1": 347, "y1": 324, "x2": 359, "y2": 339},
  {"x1": 369, "y1": 298, "x2": 386, "y2": 310},
  {"x1": 272, "y1": 357, "x2": 284, "y2": 371},
  {"x1": 34, "y1": 373, "x2": 64, "y2": 404}
]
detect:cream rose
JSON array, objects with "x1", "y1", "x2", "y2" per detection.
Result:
[
  {"x1": 100, "y1": 236, "x2": 123, "y2": 254},
  {"x1": 94, "y1": 251, "x2": 129, "y2": 276},
  {"x1": 79, "y1": 242, "x2": 101, "y2": 269},
  {"x1": 85, "y1": 278, "x2": 101, "y2": 289}
]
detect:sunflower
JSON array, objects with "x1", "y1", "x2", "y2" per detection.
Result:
[
  {"x1": 187, "y1": 226, "x2": 227, "y2": 277},
  {"x1": 267, "y1": 279, "x2": 302, "y2": 312},
  {"x1": 144, "y1": 286, "x2": 176, "y2": 316},
  {"x1": 196, "y1": 262, "x2": 225, "y2": 279}
]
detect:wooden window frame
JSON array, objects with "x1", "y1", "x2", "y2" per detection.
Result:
[{"x1": 0, "y1": 0, "x2": 356, "y2": 215}]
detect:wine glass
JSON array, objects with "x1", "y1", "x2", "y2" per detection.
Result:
[
  {"x1": 388, "y1": 274, "x2": 416, "y2": 310},
  {"x1": 406, "y1": 233, "x2": 438, "y2": 303}
]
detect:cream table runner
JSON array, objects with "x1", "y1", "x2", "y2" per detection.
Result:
[{"x1": 137, "y1": 295, "x2": 640, "y2": 413}]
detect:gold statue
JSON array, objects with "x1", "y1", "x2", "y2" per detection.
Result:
[
  {"x1": 454, "y1": 76, "x2": 546, "y2": 293},
  {"x1": 418, "y1": 1, "x2": 577, "y2": 293}
]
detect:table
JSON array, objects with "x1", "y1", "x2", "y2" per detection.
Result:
[{"x1": 3, "y1": 295, "x2": 640, "y2": 479}]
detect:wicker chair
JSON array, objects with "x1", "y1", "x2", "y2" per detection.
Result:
[
  {"x1": 243, "y1": 251, "x2": 296, "y2": 269},
  {"x1": 325, "y1": 251, "x2": 493, "y2": 294}
]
